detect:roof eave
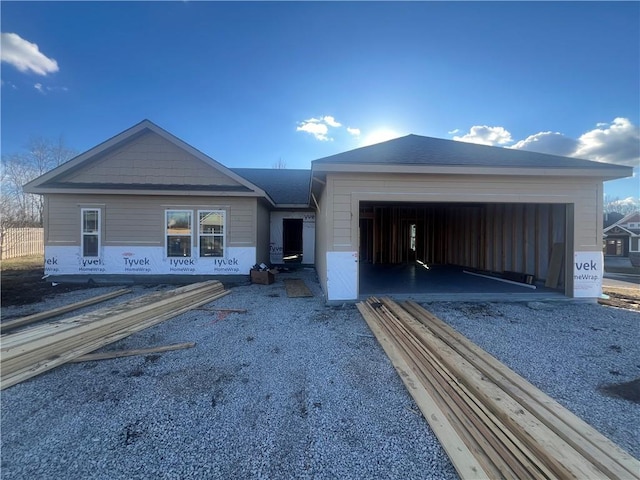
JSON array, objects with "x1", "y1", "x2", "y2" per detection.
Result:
[
  {"x1": 24, "y1": 186, "x2": 271, "y2": 198},
  {"x1": 272, "y1": 203, "x2": 312, "y2": 209},
  {"x1": 311, "y1": 163, "x2": 633, "y2": 179},
  {"x1": 603, "y1": 224, "x2": 635, "y2": 235}
]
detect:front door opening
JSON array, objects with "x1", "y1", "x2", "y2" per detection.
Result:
[
  {"x1": 606, "y1": 239, "x2": 624, "y2": 256},
  {"x1": 283, "y1": 218, "x2": 303, "y2": 263}
]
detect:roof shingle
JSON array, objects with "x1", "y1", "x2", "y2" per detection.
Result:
[
  {"x1": 312, "y1": 134, "x2": 626, "y2": 170},
  {"x1": 232, "y1": 168, "x2": 311, "y2": 205}
]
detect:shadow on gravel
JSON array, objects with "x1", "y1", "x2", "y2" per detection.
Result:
[{"x1": 599, "y1": 377, "x2": 640, "y2": 403}]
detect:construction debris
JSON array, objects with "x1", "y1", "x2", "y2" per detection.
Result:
[
  {"x1": 1, "y1": 281, "x2": 228, "y2": 390},
  {"x1": 283, "y1": 278, "x2": 314, "y2": 298},
  {"x1": 0, "y1": 288, "x2": 132, "y2": 333},
  {"x1": 70, "y1": 342, "x2": 195, "y2": 362},
  {"x1": 357, "y1": 297, "x2": 640, "y2": 480}
]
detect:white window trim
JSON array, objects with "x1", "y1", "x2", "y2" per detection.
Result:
[
  {"x1": 165, "y1": 209, "x2": 193, "y2": 258},
  {"x1": 81, "y1": 208, "x2": 101, "y2": 258},
  {"x1": 198, "y1": 209, "x2": 226, "y2": 258}
]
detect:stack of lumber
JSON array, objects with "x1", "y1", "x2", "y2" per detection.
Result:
[
  {"x1": 598, "y1": 296, "x2": 640, "y2": 310},
  {"x1": 0, "y1": 288, "x2": 132, "y2": 333},
  {"x1": 1, "y1": 281, "x2": 228, "y2": 390},
  {"x1": 357, "y1": 297, "x2": 640, "y2": 480}
]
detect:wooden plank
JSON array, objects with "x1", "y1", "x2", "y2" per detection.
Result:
[
  {"x1": 70, "y1": 342, "x2": 195, "y2": 362},
  {"x1": 0, "y1": 288, "x2": 132, "y2": 333},
  {"x1": 1, "y1": 282, "x2": 228, "y2": 389},
  {"x1": 1, "y1": 289, "x2": 229, "y2": 389},
  {"x1": 545, "y1": 242, "x2": 564, "y2": 288},
  {"x1": 1, "y1": 287, "x2": 222, "y2": 369},
  {"x1": 1, "y1": 283, "x2": 223, "y2": 352},
  {"x1": 357, "y1": 301, "x2": 490, "y2": 480},
  {"x1": 372, "y1": 298, "x2": 613, "y2": 479},
  {"x1": 402, "y1": 301, "x2": 640, "y2": 480},
  {"x1": 380, "y1": 299, "x2": 555, "y2": 479},
  {"x1": 2, "y1": 281, "x2": 224, "y2": 343},
  {"x1": 376, "y1": 300, "x2": 541, "y2": 480},
  {"x1": 360, "y1": 299, "x2": 640, "y2": 479}
]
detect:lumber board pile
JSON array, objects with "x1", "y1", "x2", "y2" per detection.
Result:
[
  {"x1": 1, "y1": 281, "x2": 228, "y2": 390},
  {"x1": 357, "y1": 297, "x2": 640, "y2": 480},
  {"x1": 598, "y1": 296, "x2": 640, "y2": 310},
  {"x1": 0, "y1": 288, "x2": 132, "y2": 333}
]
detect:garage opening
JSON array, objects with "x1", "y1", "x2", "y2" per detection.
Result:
[
  {"x1": 358, "y1": 202, "x2": 569, "y2": 296},
  {"x1": 282, "y1": 218, "x2": 303, "y2": 263}
]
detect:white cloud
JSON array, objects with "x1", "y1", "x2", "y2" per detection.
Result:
[
  {"x1": 323, "y1": 116, "x2": 341, "y2": 128},
  {"x1": 453, "y1": 125, "x2": 513, "y2": 146},
  {"x1": 296, "y1": 115, "x2": 353, "y2": 141},
  {"x1": 297, "y1": 119, "x2": 330, "y2": 141},
  {"x1": 573, "y1": 118, "x2": 639, "y2": 167},
  {"x1": 347, "y1": 127, "x2": 360, "y2": 136},
  {"x1": 510, "y1": 131, "x2": 578, "y2": 157},
  {"x1": 506, "y1": 118, "x2": 639, "y2": 168},
  {"x1": 34, "y1": 83, "x2": 44, "y2": 93},
  {"x1": 1, "y1": 32, "x2": 59, "y2": 76},
  {"x1": 448, "y1": 128, "x2": 460, "y2": 134}
]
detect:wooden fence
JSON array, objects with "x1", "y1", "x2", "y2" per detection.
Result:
[{"x1": 1, "y1": 228, "x2": 44, "y2": 260}]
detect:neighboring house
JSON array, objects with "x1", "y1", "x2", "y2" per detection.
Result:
[
  {"x1": 25, "y1": 120, "x2": 632, "y2": 301},
  {"x1": 603, "y1": 211, "x2": 624, "y2": 229},
  {"x1": 603, "y1": 211, "x2": 640, "y2": 257}
]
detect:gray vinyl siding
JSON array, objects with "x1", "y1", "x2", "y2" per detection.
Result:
[
  {"x1": 60, "y1": 131, "x2": 244, "y2": 187},
  {"x1": 45, "y1": 194, "x2": 258, "y2": 248}
]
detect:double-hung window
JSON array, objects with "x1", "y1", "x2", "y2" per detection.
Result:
[
  {"x1": 199, "y1": 210, "x2": 225, "y2": 257},
  {"x1": 166, "y1": 210, "x2": 192, "y2": 257},
  {"x1": 81, "y1": 208, "x2": 100, "y2": 257}
]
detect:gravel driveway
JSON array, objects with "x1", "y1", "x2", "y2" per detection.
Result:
[{"x1": 1, "y1": 268, "x2": 638, "y2": 479}]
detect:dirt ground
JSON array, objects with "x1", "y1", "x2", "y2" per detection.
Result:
[{"x1": 1, "y1": 255, "x2": 99, "y2": 307}]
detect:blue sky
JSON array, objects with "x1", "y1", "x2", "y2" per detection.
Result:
[{"x1": 1, "y1": 1, "x2": 639, "y2": 199}]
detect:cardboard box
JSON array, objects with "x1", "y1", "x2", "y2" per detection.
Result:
[{"x1": 250, "y1": 270, "x2": 274, "y2": 285}]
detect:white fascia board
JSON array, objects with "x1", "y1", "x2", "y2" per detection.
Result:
[
  {"x1": 603, "y1": 224, "x2": 635, "y2": 235},
  {"x1": 26, "y1": 187, "x2": 267, "y2": 197},
  {"x1": 311, "y1": 163, "x2": 633, "y2": 180}
]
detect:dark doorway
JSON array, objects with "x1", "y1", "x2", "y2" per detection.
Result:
[
  {"x1": 605, "y1": 238, "x2": 625, "y2": 256},
  {"x1": 283, "y1": 218, "x2": 303, "y2": 263}
]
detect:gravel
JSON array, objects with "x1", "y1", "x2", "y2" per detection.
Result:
[{"x1": 1, "y1": 271, "x2": 638, "y2": 479}]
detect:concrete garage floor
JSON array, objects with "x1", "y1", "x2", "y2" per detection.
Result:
[{"x1": 359, "y1": 263, "x2": 566, "y2": 302}]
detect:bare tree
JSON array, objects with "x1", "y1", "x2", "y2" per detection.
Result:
[
  {"x1": 272, "y1": 157, "x2": 287, "y2": 169},
  {"x1": 603, "y1": 194, "x2": 639, "y2": 216},
  {"x1": 1, "y1": 136, "x2": 76, "y2": 229}
]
